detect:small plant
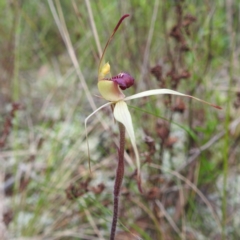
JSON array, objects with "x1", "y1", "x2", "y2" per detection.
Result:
[{"x1": 85, "y1": 14, "x2": 221, "y2": 240}]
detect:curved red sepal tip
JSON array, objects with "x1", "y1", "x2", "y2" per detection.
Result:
[
  {"x1": 213, "y1": 105, "x2": 222, "y2": 110},
  {"x1": 113, "y1": 14, "x2": 130, "y2": 33},
  {"x1": 98, "y1": 14, "x2": 130, "y2": 73}
]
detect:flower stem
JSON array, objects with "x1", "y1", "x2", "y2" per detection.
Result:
[{"x1": 110, "y1": 122, "x2": 125, "y2": 240}]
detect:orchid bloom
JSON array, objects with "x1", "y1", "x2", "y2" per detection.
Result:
[{"x1": 85, "y1": 14, "x2": 221, "y2": 182}]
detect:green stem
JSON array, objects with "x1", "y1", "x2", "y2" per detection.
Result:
[{"x1": 110, "y1": 122, "x2": 125, "y2": 240}]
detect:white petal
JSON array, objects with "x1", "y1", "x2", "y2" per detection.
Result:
[
  {"x1": 85, "y1": 102, "x2": 112, "y2": 171},
  {"x1": 113, "y1": 101, "x2": 140, "y2": 176},
  {"x1": 125, "y1": 89, "x2": 221, "y2": 109}
]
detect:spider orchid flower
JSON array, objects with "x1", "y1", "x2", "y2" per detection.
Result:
[{"x1": 85, "y1": 14, "x2": 221, "y2": 186}]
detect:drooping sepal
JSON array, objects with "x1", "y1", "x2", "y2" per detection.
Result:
[
  {"x1": 113, "y1": 101, "x2": 141, "y2": 180},
  {"x1": 125, "y1": 89, "x2": 222, "y2": 109}
]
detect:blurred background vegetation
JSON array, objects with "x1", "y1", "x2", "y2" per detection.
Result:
[{"x1": 0, "y1": 0, "x2": 240, "y2": 239}]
